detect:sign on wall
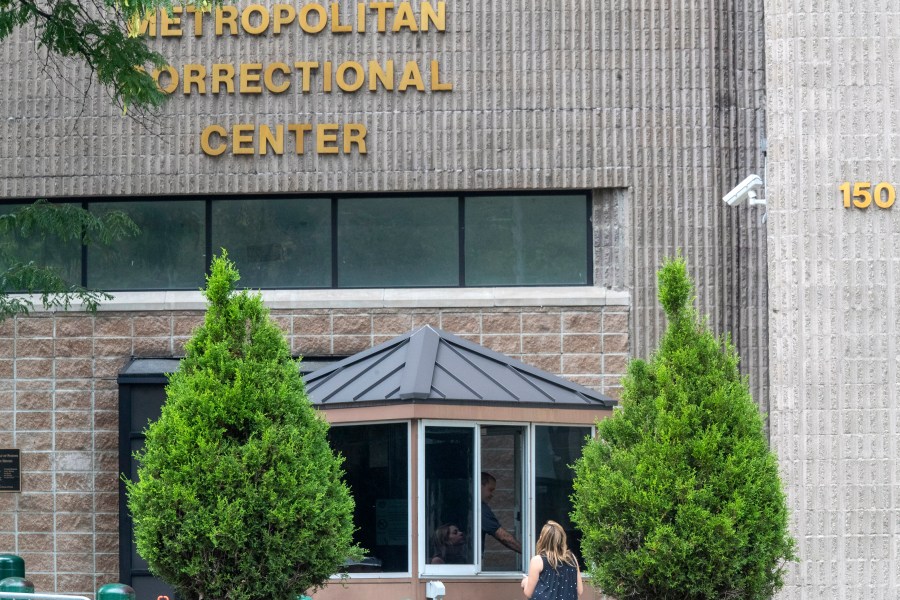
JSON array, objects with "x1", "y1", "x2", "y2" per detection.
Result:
[
  {"x1": 0, "y1": 450, "x2": 20, "y2": 492},
  {"x1": 138, "y1": 2, "x2": 454, "y2": 157}
]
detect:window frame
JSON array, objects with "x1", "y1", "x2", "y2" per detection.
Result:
[
  {"x1": 418, "y1": 421, "x2": 481, "y2": 577},
  {"x1": 417, "y1": 419, "x2": 592, "y2": 579},
  {"x1": 1, "y1": 191, "x2": 592, "y2": 291},
  {"x1": 328, "y1": 419, "x2": 414, "y2": 579},
  {"x1": 529, "y1": 422, "x2": 595, "y2": 569}
]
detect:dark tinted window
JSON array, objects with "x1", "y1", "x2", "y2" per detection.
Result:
[
  {"x1": 0, "y1": 203, "x2": 81, "y2": 291},
  {"x1": 337, "y1": 197, "x2": 458, "y2": 287},
  {"x1": 330, "y1": 423, "x2": 410, "y2": 573},
  {"x1": 88, "y1": 201, "x2": 205, "y2": 290},
  {"x1": 212, "y1": 198, "x2": 331, "y2": 288},
  {"x1": 534, "y1": 425, "x2": 592, "y2": 565},
  {"x1": 466, "y1": 195, "x2": 588, "y2": 285},
  {"x1": 424, "y1": 426, "x2": 475, "y2": 566},
  {"x1": 12, "y1": 193, "x2": 591, "y2": 291}
]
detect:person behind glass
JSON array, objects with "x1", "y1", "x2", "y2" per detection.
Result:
[
  {"x1": 520, "y1": 520, "x2": 583, "y2": 600},
  {"x1": 481, "y1": 471, "x2": 522, "y2": 554},
  {"x1": 431, "y1": 523, "x2": 468, "y2": 564}
]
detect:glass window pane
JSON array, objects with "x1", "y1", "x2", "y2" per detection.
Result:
[
  {"x1": 130, "y1": 385, "x2": 167, "y2": 434},
  {"x1": 338, "y1": 197, "x2": 458, "y2": 287},
  {"x1": 0, "y1": 203, "x2": 81, "y2": 291},
  {"x1": 480, "y1": 425, "x2": 526, "y2": 572},
  {"x1": 330, "y1": 423, "x2": 409, "y2": 573},
  {"x1": 425, "y1": 426, "x2": 474, "y2": 566},
  {"x1": 534, "y1": 426, "x2": 591, "y2": 566},
  {"x1": 465, "y1": 195, "x2": 588, "y2": 285},
  {"x1": 87, "y1": 201, "x2": 205, "y2": 290},
  {"x1": 212, "y1": 198, "x2": 331, "y2": 288}
]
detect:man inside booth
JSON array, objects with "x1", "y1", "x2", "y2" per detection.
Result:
[{"x1": 481, "y1": 471, "x2": 522, "y2": 555}]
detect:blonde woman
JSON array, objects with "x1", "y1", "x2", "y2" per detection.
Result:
[
  {"x1": 431, "y1": 523, "x2": 468, "y2": 564},
  {"x1": 520, "y1": 521, "x2": 583, "y2": 600}
]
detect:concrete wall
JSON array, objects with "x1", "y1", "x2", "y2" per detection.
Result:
[
  {"x1": 0, "y1": 0, "x2": 769, "y2": 392},
  {"x1": 765, "y1": 1, "x2": 900, "y2": 598}
]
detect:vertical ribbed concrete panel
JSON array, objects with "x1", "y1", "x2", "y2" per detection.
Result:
[
  {"x1": 767, "y1": 1, "x2": 900, "y2": 598},
  {"x1": 0, "y1": 0, "x2": 767, "y2": 395}
]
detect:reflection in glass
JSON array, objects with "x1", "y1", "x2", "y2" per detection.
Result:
[
  {"x1": 534, "y1": 426, "x2": 592, "y2": 566},
  {"x1": 338, "y1": 197, "x2": 458, "y2": 287},
  {"x1": 212, "y1": 198, "x2": 331, "y2": 288},
  {"x1": 425, "y1": 426, "x2": 474, "y2": 565},
  {"x1": 0, "y1": 203, "x2": 81, "y2": 291},
  {"x1": 465, "y1": 195, "x2": 588, "y2": 285},
  {"x1": 87, "y1": 201, "x2": 205, "y2": 290},
  {"x1": 330, "y1": 424, "x2": 409, "y2": 573}
]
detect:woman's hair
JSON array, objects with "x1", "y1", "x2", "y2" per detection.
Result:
[
  {"x1": 535, "y1": 520, "x2": 577, "y2": 569},
  {"x1": 433, "y1": 523, "x2": 455, "y2": 549},
  {"x1": 432, "y1": 523, "x2": 466, "y2": 563}
]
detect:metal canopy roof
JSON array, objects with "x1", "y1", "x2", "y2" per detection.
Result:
[
  {"x1": 305, "y1": 325, "x2": 616, "y2": 409},
  {"x1": 117, "y1": 356, "x2": 339, "y2": 384}
]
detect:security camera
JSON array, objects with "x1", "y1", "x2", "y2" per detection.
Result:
[{"x1": 723, "y1": 174, "x2": 764, "y2": 207}]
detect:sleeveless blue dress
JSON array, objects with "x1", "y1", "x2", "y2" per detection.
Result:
[{"x1": 531, "y1": 555, "x2": 579, "y2": 600}]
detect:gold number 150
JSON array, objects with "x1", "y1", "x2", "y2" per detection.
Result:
[{"x1": 840, "y1": 182, "x2": 896, "y2": 208}]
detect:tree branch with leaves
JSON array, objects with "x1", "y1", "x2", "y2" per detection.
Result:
[
  {"x1": 0, "y1": 0, "x2": 216, "y2": 112},
  {"x1": 0, "y1": 200, "x2": 139, "y2": 320}
]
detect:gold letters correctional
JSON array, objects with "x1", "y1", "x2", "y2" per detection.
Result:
[{"x1": 137, "y1": 2, "x2": 452, "y2": 156}]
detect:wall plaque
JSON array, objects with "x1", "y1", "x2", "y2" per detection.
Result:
[{"x1": 0, "y1": 450, "x2": 20, "y2": 492}]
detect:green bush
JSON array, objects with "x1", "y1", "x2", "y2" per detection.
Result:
[
  {"x1": 126, "y1": 254, "x2": 357, "y2": 600},
  {"x1": 572, "y1": 256, "x2": 795, "y2": 600}
]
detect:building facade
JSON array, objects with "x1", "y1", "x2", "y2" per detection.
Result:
[
  {"x1": 0, "y1": 0, "x2": 773, "y2": 598},
  {"x1": 766, "y1": 1, "x2": 900, "y2": 598}
]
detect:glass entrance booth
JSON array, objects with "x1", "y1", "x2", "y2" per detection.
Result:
[
  {"x1": 119, "y1": 326, "x2": 615, "y2": 600},
  {"x1": 305, "y1": 327, "x2": 615, "y2": 600}
]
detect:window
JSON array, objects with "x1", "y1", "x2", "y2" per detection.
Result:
[
  {"x1": 329, "y1": 423, "x2": 410, "y2": 574},
  {"x1": 338, "y1": 197, "x2": 458, "y2": 287},
  {"x1": 423, "y1": 426, "x2": 476, "y2": 569},
  {"x1": 480, "y1": 425, "x2": 526, "y2": 572},
  {"x1": 465, "y1": 194, "x2": 589, "y2": 285},
  {"x1": 2, "y1": 192, "x2": 591, "y2": 291},
  {"x1": 421, "y1": 421, "x2": 589, "y2": 576},
  {"x1": 0, "y1": 203, "x2": 81, "y2": 291},
  {"x1": 87, "y1": 201, "x2": 206, "y2": 290},
  {"x1": 534, "y1": 425, "x2": 592, "y2": 565},
  {"x1": 212, "y1": 198, "x2": 331, "y2": 288}
]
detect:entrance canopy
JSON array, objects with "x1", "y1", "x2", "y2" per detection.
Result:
[{"x1": 305, "y1": 325, "x2": 616, "y2": 409}]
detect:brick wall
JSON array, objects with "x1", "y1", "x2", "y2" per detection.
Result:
[{"x1": 0, "y1": 304, "x2": 627, "y2": 595}]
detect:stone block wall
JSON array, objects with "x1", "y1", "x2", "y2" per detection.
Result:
[
  {"x1": 766, "y1": 1, "x2": 900, "y2": 597},
  {"x1": 0, "y1": 304, "x2": 626, "y2": 595},
  {"x1": 1, "y1": 0, "x2": 769, "y2": 411}
]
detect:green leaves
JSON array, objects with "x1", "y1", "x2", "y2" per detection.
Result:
[
  {"x1": 0, "y1": 200, "x2": 139, "y2": 319},
  {"x1": 2, "y1": 0, "x2": 211, "y2": 111},
  {"x1": 572, "y1": 256, "x2": 795, "y2": 600},
  {"x1": 657, "y1": 255, "x2": 694, "y2": 320},
  {"x1": 127, "y1": 254, "x2": 358, "y2": 600},
  {"x1": 1, "y1": 199, "x2": 140, "y2": 244}
]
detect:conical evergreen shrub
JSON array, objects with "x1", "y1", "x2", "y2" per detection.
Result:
[
  {"x1": 572, "y1": 256, "x2": 795, "y2": 600},
  {"x1": 126, "y1": 254, "x2": 357, "y2": 600}
]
